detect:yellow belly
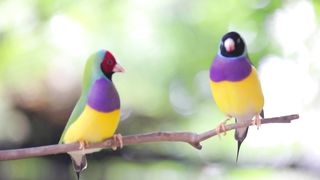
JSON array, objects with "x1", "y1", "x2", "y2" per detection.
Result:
[
  {"x1": 63, "y1": 105, "x2": 120, "y2": 143},
  {"x1": 210, "y1": 67, "x2": 264, "y2": 117}
]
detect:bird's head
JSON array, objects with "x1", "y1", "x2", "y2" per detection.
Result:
[
  {"x1": 219, "y1": 31, "x2": 246, "y2": 57},
  {"x1": 100, "y1": 50, "x2": 125, "y2": 79}
]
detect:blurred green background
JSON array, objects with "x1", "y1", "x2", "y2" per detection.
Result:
[{"x1": 1, "y1": 0, "x2": 320, "y2": 179}]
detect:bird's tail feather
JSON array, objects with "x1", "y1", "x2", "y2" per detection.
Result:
[
  {"x1": 234, "y1": 121, "x2": 249, "y2": 163},
  {"x1": 260, "y1": 109, "x2": 264, "y2": 119},
  {"x1": 71, "y1": 154, "x2": 87, "y2": 180}
]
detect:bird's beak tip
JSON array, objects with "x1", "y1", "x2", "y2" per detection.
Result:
[{"x1": 113, "y1": 64, "x2": 125, "y2": 73}]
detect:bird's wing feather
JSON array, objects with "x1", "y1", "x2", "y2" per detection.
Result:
[
  {"x1": 59, "y1": 55, "x2": 97, "y2": 144},
  {"x1": 59, "y1": 95, "x2": 87, "y2": 143}
]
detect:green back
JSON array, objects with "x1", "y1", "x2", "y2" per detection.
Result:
[{"x1": 59, "y1": 50, "x2": 106, "y2": 143}]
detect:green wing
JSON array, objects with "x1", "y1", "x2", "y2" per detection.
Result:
[
  {"x1": 58, "y1": 95, "x2": 87, "y2": 143},
  {"x1": 59, "y1": 54, "x2": 97, "y2": 144}
]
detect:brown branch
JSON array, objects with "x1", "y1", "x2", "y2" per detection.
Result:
[{"x1": 0, "y1": 114, "x2": 299, "y2": 161}]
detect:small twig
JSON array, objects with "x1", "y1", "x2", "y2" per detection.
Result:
[{"x1": 0, "y1": 114, "x2": 299, "y2": 161}]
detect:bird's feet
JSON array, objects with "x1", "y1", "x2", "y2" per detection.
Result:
[
  {"x1": 252, "y1": 114, "x2": 262, "y2": 130},
  {"x1": 111, "y1": 134, "x2": 123, "y2": 151},
  {"x1": 215, "y1": 117, "x2": 231, "y2": 139},
  {"x1": 78, "y1": 140, "x2": 89, "y2": 150}
]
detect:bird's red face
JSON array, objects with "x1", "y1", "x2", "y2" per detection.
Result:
[{"x1": 101, "y1": 51, "x2": 125, "y2": 74}]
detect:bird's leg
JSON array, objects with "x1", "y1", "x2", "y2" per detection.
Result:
[
  {"x1": 111, "y1": 134, "x2": 123, "y2": 151},
  {"x1": 78, "y1": 140, "x2": 89, "y2": 150},
  {"x1": 215, "y1": 117, "x2": 231, "y2": 139},
  {"x1": 252, "y1": 114, "x2": 261, "y2": 130},
  {"x1": 115, "y1": 134, "x2": 123, "y2": 149}
]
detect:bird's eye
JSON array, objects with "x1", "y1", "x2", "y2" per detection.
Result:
[
  {"x1": 107, "y1": 59, "x2": 113, "y2": 65},
  {"x1": 237, "y1": 38, "x2": 241, "y2": 44}
]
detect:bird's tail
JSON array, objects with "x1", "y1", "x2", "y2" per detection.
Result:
[
  {"x1": 70, "y1": 153, "x2": 87, "y2": 180},
  {"x1": 234, "y1": 110, "x2": 264, "y2": 162},
  {"x1": 234, "y1": 118, "x2": 249, "y2": 163}
]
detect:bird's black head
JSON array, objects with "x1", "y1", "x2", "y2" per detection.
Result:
[{"x1": 219, "y1": 31, "x2": 246, "y2": 57}]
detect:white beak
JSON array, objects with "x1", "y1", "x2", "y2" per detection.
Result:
[
  {"x1": 224, "y1": 38, "x2": 235, "y2": 52},
  {"x1": 113, "y1": 64, "x2": 125, "y2": 73}
]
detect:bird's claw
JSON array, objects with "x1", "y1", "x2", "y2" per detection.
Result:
[
  {"x1": 79, "y1": 140, "x2": 89, "y2": 150},
  {"x1": 215, "y1": 117, "x2": 231, "y2": 139},
  {"x1": 111, "y1": 134, "x2": 123, "y2": 151},
  {"x1": 216, "y1": 123, "x2": 226, "y2": 139},
  {"x1": 252, "y1": 114, "x2": 261, "y2": 129}
]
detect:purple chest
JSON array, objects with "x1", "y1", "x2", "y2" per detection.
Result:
[
  {"x1": 210, "y1": 56, "x2": 252, "y2": 82},
  {"x1": 87, "y1": 78, "x2": 120, "y2": 112}
]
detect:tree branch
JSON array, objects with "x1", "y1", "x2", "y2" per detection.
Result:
[{"x1": 0, "y1": 114, "x2": 299, "y2": 161}]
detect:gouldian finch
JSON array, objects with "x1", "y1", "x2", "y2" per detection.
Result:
[
  {"x1": 209, "y1": 32, "x2": 264, "y2": 162},
  {"x1": 59, "y1": 50, "x2": 124, "y2": 179}
]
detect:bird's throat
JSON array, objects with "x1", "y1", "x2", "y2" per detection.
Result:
[{"x1": 103, "y1": 71, "x2": 114, "y2": 81}]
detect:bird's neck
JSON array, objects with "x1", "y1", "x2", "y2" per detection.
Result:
[{"x1": 218, "y1": 52, "x2": 247, "y2": 60}]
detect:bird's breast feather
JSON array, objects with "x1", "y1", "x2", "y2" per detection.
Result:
[
  {"x1": 210, "y1": 56, "x2": 252, "y2": 82},
  {"x1": 87, "y1": 78, "x2": 120, "y2": 112}
]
